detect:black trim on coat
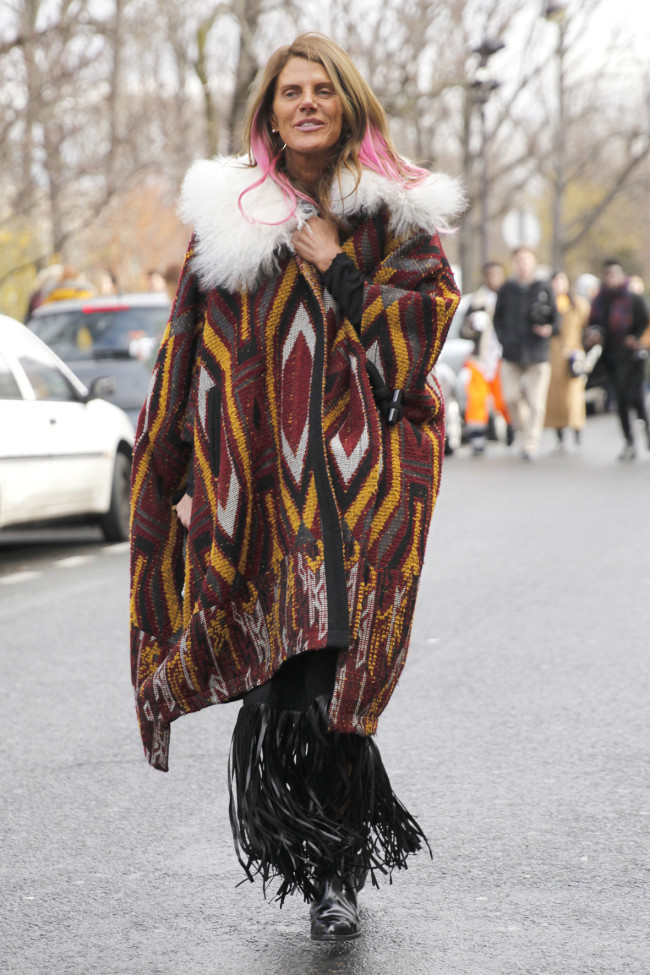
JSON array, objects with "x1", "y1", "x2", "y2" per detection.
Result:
[{"x1": 307, "y1": 289, "x2": 350, "y2": 649}]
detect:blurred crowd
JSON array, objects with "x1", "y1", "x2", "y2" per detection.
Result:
[
  {"x1": 458, "y1": 251, "x2": 650, "y2": 462},
  {"x1": 24, "y1": 263, "x2": 182, "y2": 318},
  {"x1": 21, "y1": 250, "x2": 650, "y2": 466}
]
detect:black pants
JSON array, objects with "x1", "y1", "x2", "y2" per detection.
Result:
[
  {"x1": 606, "y1": 354, "x2": 649, "y2": 443},
  {"x1": 242, "y1": 647, "x2": 338, "y2": 712},
  {"x1": 229, "y1": 648, "x2": 429, "y2": 904}
]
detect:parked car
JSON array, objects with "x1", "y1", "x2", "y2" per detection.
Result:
[
  {"x1": 433, "y1": 295, "x2": 474, "y2": 453},
  {"x1": 0, "y1": 315, "x2": 134, "y2": 540},
  {"x1": 432, "y1": 359, "x2": 462, "y2": 454},
  {"x1": 438, "y1": 294, "x2": 474, "y2": 375},
  {"x1": 27, "y1": 292, "x2": 170, "y2": 426}
]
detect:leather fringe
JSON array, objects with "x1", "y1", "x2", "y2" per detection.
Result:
[{"x1": 228, "y1": 695, "x2": 431, "y2": 904}]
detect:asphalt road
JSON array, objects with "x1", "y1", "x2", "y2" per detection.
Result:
[{"x1": 1, "y1": 413, "x2": 649, "y2": 975}]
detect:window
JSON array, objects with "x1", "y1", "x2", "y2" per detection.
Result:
[
  {"x1": 18, "y1": 349, "x2": 76, "y2": 402},
  {"x1": 29, "y1": 306, "x2": 169, "y2": 361},
  {"x1": 0, "y1": 351, "x2": 22, "y2": 399}
]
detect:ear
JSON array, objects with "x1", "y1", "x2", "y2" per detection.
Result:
[{"x1": 270, "y1": 111, "x2": 278, "y2": 130}]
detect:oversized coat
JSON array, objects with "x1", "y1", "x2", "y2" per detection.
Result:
[
  {"x1": 544, "y1": 293, "x2": 590, "y2": 430},
  {"x1": 130, "y1": 157, "x2": 463, "y2": 770}
]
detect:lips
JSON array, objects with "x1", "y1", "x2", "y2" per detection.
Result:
[{"x1": 295, "y1": 119, "x2": 324, "y2": 130}]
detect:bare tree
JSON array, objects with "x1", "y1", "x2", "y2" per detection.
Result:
[{"x1": 2, "y1": 0, "x2": 649, "y2": 313}]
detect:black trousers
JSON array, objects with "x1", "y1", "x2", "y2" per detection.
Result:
[
  {"x1": 229, "y1": 647, "x2": 429, "y2": 903},
  {"x1": 606, "y1": 354, "x2": 649, "y2": 443},
  {"x1": 242, "y1": 647, "x2": 338, "y2": 712}
]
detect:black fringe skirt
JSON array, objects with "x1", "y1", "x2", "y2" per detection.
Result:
[{"x1": 227, "y1": 649, "x2": 430, "y2": 904}]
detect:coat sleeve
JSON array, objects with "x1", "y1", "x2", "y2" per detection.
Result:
[
  {"x1": 342, "y1": 225, "x2": 460, "y2": 399},
  {"x1": 548, "y1": 285, "x2": 560, "y2": 336},
  {"x1": 632, "y1": 293, "x2": 649, "y2": 338},
  {"x1": 588, "y1": 292, "x2": 604, "y2": 330},
  {"x1": 493, "y1": 285, "x2": 506, "y2": 345},
  {"x1": 130, "y1": 238, "x2": 205, "y2": 651},
  {"x1": 132, "y1": 238, "x2": 204, "y2": 496}
]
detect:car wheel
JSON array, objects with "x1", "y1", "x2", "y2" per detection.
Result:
[{"x1": 100, "y1": 451, "x2": 131, "y2": 542}]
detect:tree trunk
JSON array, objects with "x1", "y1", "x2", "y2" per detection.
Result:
[{"x1": 106, "y1": 0, "x2": 124, "y2": 195}]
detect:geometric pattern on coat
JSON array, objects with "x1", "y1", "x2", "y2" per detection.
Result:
[{"x1": 130, "y1": 177, "x2": 461, "y2": 771}]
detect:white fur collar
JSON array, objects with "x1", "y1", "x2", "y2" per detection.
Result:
[{"x1": 178, "y1": 155, "x2": 465, "y2": 293}]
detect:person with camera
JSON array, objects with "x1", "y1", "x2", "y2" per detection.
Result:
[
  {"x1": 587, "y1": 259, "x2": 649, "y2": 461},
  {"x1": 493, "y1": 247, "x2": 559, "y2": 460}
]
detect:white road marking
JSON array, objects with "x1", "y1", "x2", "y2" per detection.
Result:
[
  {"x1": 103, "y1": 542, "x2": 130, "y2": 555},
  {"x1": 55, "y1": 556, "x2": 94, "y2": 569},
  {"x1": 1, "y1": 542, "x2": 128, "y2": 586},
  {"x1": 0, "y1": 571, "x2": 41, "y2": 585}
]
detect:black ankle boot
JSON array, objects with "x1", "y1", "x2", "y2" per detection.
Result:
[{"x1": 310, "y1": 874, "x2": 362, "y2": 942}]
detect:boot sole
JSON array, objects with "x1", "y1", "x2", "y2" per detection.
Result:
[{"x1": 311, "y1": 928, "x2": 362, "y2": 942}]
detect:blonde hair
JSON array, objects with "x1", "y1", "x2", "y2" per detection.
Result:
[{"x1": 240, "y1": 32, "x2": 428, "y2": 223}]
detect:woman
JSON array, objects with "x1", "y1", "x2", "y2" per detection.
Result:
[
  {"x1": 544, "y1": 271, "x2": 590, "y2": 449},
  {"x1": 130, "y1": 33, "x2": 463, "y2": 941}
]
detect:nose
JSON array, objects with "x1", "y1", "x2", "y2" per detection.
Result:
[{"x1": 299, "y1": 87, "x2": 317, "y2": 110}]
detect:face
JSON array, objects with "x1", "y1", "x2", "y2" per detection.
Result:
[
  {"x1": 148, "y1": 271, "x2": 165, "y2": 292},
  {"x1": 271, "y1": 57, "x2": 343, "y2": 170},
  {"x1": 484, "y1": 264, "x2": 504, "y2": 292},
  {"x1": 552, "y1": 272, "x2": 569, "y2": 297},
  {"x1": 513, "y1": 248, "x2": 537, "y2": 283},
  {"x1": 628, "y1": 276, "x2": 644, "y2": 295},
  {"x1": 602, "y1": 264, "x2": 625, "y2": 290}
]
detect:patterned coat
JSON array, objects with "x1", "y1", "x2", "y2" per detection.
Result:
[{"x1": 130, "y1": 157, "x2": 463, "y2": 770}]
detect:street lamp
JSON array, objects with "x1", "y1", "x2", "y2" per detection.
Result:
[
  {"x1": 471, "y1": 38, "x2": 504, "y2": 270},
  {"x1": 544, "y1": 1, "x2": 568, "y2": 270}
]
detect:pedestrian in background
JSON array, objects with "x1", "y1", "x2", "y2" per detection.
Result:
[
  {"x1": 588, "y1": 259, "x2": 650, "y2": 460},
  {"x1": 162, "y1": 263, "x2": 181, "y2": 303},
  {"x1": 146, "y1": 268, "x2": 166, "y2": 292},
  {"x1": 24, "y1": 264, "x2": 63, "y2": 319},
  {"x1": 574, "y1": 272, "x2": 600, "y2": 303},
  {"x1": 129, "y1": 32, "x2": 463, "y2": 942},
  {"x1": 459, "y1": 260, "x2": 512, "y2": 455},
  {"x1": 627, "y1": 275, "x2": 647, "y2": 300},
  {"x1": 544, "y1": 271, "x2": 590, "y2": 451},
  {"x1": 94, "y1": 267, "x2": 119, "y2": 295},
  {"x1": 40, "y1": 265, "x2": 95, "y2": 304},
  {"x1": 493, "y1": 247, "x2": 559, "y2": 460}
]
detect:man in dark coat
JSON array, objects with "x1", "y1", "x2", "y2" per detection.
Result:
[
  {"x1": 588, "y1": 259, "x2": 650, "y2": 461},
  {"x1": 493, "y1": 247, "x2": 559, "y2": 460}
]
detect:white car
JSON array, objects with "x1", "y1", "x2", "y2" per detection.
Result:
[
  {"x1": 433, "y1": 294, "x2": 474, "y2": 453},
  {"x1": 0, "y1": 314, "x2": 135, "y2": 541}
]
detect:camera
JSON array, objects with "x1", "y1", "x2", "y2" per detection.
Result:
[{"x1": 529, "y1": 287, "x2": 553, "y2": 326}]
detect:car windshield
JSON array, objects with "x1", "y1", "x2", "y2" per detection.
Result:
[{"x1": 29, "y1": 306, "x2": 169, "y2": 361}]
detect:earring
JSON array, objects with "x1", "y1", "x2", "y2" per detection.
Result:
[{"x1": 271, "y1": 129, "x2": 286, "y2": 151}]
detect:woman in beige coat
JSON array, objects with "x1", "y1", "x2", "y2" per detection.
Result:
[{"x1": 545, "y1": 271, "x2": 590, "y2": 448}]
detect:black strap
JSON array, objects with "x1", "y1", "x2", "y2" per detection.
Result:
[{"x1": 366, "y1": 360, "x2": 403, "y2": 425}]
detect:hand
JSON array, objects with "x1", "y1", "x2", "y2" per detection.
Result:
[
  {"x1": 532, "y1": 323, "x2": 553, "y2": 338},
  {"x1": 584, "y1": 326, "x2": 602, "y2": 349},
  {"x1": 624, "y1": 335, "x2": 641, "y2": 351},
  {"x1": 175, "y1": 492, "x2": 193, "y2": 530},
  {"x1": 292, "y1": 216, "x2": 342, "y2": 273}
]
